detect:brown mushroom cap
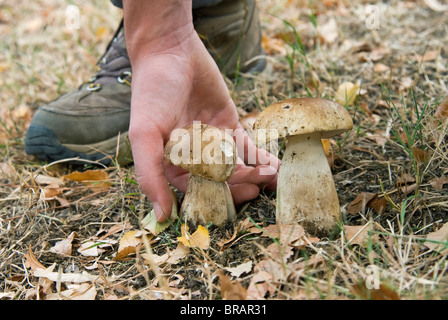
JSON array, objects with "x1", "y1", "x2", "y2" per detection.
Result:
[
  {"x1": 164, "y1": 123, "x2": 237, "y2": 182},
  {"x1": 253, "y1": 97, "x2": 353, "y2": 142}
]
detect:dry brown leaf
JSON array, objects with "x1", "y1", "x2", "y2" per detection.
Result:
[
  {"x1": 34, "y1": 268, "x2": 106, "y2": 285},
  {"x1": 429, "y1": 176, "x2": 448, "y2": 191},
  {"x1": 77, "y1": 239, "x2": 116, "y2": 257},
  {"x1": 224, "y1": 261, "x2": 253, "y2": 278},
  {"x1": 373, "y1": 63, "x2": 390, "y2": 73},
  {"x1": 317, "y1": 17, "x2": 338, "y2": 44},
  {"x1": 261, "y1": 34, "x2": 287, "y2": 55},
  {"x1": 335, "y1": 81, "x2": 360, "y2": 106},
  {"x1": 344, "y1": 224, "x2": 378, "y2": 247},
  {"x1": 63, "y1": 169, "x2": 111, "y2": 191},
  {"x1": 40, "y1": 182, "x2": 64, "y2": 200},
  {"x1": 351, "y1": 282, "x2": 400, "y2": 300},
  {"x1": 435, "y1": 98, "x2": 448, "y2": 119},
  {"x1": 413, "y1": 147, "x2": 429, "y2": 163},
  {"x1": 146, "y1": 242, "x2": 190, "y2": 266},
  {"x1": 218, "y1": 270, "x2": 247, "y2": 300},
  {"x1": 218, "y1": 218, "x2": 262, "y2": 251},
  {"x1": 114, "y1": 230, "x2": 141, "y2": 260},
  {"x1": 177, "y1": 224, "x2": 210, "y2": 250},
  {"x1": 265, "y1": 242, "x2": 294, "y2": 263},
  {"x1": 347, "y1": 192, "x2": 377, "y2": 214},
  {"x1": 246, "y1": 270, "x2": 274, "y2": 299},
  {"x1": 425, "y1": 222, "x2": 448, "y2": 255},
  {"x1": 49, "y1": 232, "x2": 78, "y2": 256},
  {"x1": 412, "y1": 50, "x2": 439, "y2": 62},
  {"x1": 24, "y1": 244, "x2": 46, "y2": 271},
  {"x1": 262, "y1": 224, "x2": 305, "y2": 246}
]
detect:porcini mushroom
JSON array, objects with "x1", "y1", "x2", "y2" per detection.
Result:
[
  {"x1": 164, "y1": 123, "x2": 237, "y2": 227},
  {"x1": 253, "y1": 98, "x2": 353, "y2": 235}
]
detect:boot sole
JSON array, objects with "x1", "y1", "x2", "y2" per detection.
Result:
[{"x1": 25, "y1": 125, "x2": 133, "y2": 165}]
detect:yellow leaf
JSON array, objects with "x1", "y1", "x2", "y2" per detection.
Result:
[
  {"x1": 95, "y1": 26, "x2": 108, "y2": 39},
  {"x1": 335, "y1": 81, "x2": 360, "y2": 106},
  {"x1": 63, "y1": 169, "x2": 111, "y2": 191},
  {"x1": 177, "y1": 225, "x2": 210, "y2": 250},
  {"x1": 114, "y1": 230, "x2": 141, "y2": 260}
]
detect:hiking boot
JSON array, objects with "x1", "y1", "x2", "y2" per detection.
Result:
[{"x1": 25, "y1": 0, "x2": 265, "y2": 166}]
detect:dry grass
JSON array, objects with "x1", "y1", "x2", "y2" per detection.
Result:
[{"x1": 1, "y1": 0, "x2": 448, "y2": 301}]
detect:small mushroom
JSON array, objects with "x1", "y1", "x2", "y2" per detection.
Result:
[
  {"x1": 253, "y1": 98, "x2": 353, "y2": 235},
  {"x1": 164, "y1": 123, "x2": 237, "y2": 227}
]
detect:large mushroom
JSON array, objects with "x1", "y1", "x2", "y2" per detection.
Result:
[
  {"x1": 253, "y1": 97, "x2": 353, "y2": 236},
  {"x1": 164, "y1": 123, "x2": 237, "y2": 227}
]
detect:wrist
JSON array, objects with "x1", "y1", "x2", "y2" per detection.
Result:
[{"x1": 122, "y1": 0, "x2": 194, "y2": 64}]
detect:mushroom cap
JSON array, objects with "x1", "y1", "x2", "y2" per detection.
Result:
[
  {"x1": 253, "y1": 97, "x2": 353, "y2": 142},
  {"x1": 164, "y1": 123, "x2": 237, "y2": 182}
]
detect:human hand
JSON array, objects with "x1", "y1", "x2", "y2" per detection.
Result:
[{"x1": 123, "y1": 0, "x2": 279, "y2": 222}]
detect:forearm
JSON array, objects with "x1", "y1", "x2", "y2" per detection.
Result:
[{"x1": 122, "y1": 0, "x2": 194, "y2": 64}]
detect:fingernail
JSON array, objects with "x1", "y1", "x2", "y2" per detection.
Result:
[
  {"x1": 152, "y1": 202, "x2": 168, "y2": 223},
  {"x1": 259, "y1": 165, "x2": 277, "y2": 176}
]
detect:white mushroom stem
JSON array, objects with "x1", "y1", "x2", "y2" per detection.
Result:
[
  {"x1": 277, "y1": 132, "x2": 341, "y2": 234},
  {"x1": 181, "y1": 174, "x2": 236, "y2": 227}
]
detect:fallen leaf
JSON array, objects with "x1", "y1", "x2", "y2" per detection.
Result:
[
  {"x1": 33, "y1": 268, "x2": 106, "y2": 284},
  {"x1": 141, "y1": 205, "x2": 178, "y2": 236},
  {"x1": 95, "y1": 26, "x2": 108, "y2": 39},
  {"x1": 177, "y1": 225, "x2": 210, "y2": 250},
  {"x1": 425, "y1": 222, "x2": 448, "y2": 255},
  {"x1": 218, "y1": 218, "x2": 262, "y2": 251},
  {"x1": 344, "y1": 224, "x2": 378, "y2": 247},
  {"x1": 351, "y1": 282, "x2": 400, "y2": 300},
  {"x1": 24, "y1": 244, "x2": 46, "y2": 271},
  {"x1": 49, "y1": 232, "x2": 78, "y2": 256},
  {"x1": 318, "y1": 17, "x2": 338, "y2": 44},
  {"x1": 40, "y1": 182, "x2": 64, "y2": 200},
  {"x1": 218, "y1": 270, "x2": 247, "y2": 300},
  {"x1": 262, "y1": 224, "x2": 305, "y2": 246},
  {"x1": 347, "y1": 192, "x2": 383, "y2": 214},
  {"x1": 435, "y1": 98, "x2": 448, "y2": 119},
  {"x1": 400, "y1": 183, "x2": 418, "y2": 195},
  {"x1": 246, "y1": 270, "x2": 274, "y2": 299},
  {"x1": 63, "y1": 169, "x2": 111, "y2": 192},
  {"x1": 396, "y1": 173, "x2": 415, "y2": 186},
  {"x1": 261, "y1": 34, "x2": 287, "y2": 55},
  {"x1": 77, "y1": 239, "x2": 116, "y2": 257},
  {"x1": 424, "y1": 0, "x2": 448, "y2": 11},
  {"x1": 429, "y1": 176, "x2": 448, "y2": 191},
  {"x1": 373, "y1": 63, "x2": 390, "y2": 73},
  {"x1": 413, "y1": 147, "x2": 429, "y2": 163},
  {"x1": 412, "y1": 50, "x2": 439, "y2": 62},
  {"x1": 335, "y1": 81, "x2": 360, "y2": 106},
  {"x1": 148, "y1": 242, "x2": 190, "y2": 266},
  {"x1": 224, "y1": 261, "x2": 253, "y2": 278},
  {"x1": 114, "y1": 230, "x2": 141, "y2": 260},
  {"x1": 265, "y1": 242, "x2": 294, "y2": 263}
]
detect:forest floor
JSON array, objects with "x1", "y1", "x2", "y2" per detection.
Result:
[{"x1": 1, "y1": 0, "x2": 448, "y2": 300}]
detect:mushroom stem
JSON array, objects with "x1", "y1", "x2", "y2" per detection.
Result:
[
  {"x1": 277, "y1": 132, "x2": 341, "y2": 234},
  {"x1": 181, "y1": 174, "x2": 236, "y2": 227}
]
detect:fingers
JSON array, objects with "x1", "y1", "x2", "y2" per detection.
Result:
[
  {"x1": 233, "y1": 123, "x2": 281, "y2": 172},
  {"x1": 129, "y1": 126, "x2": 174, "y2": 223},
  {"x1": 227, "y1": 162, "x2": 278, "y2": 204}
]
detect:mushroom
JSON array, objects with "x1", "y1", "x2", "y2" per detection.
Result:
[
  {"x1": 253, "y1": 97, "x2": 353, "y2": 236},
  {"x1": 164, "y1": 123, "x2": 237, "y2": 227}
]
